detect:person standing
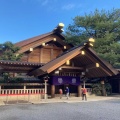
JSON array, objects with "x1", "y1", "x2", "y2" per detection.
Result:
[
  {"x1": 82, "y1": 88, "x2": 87, "y2": 101},
  {"x1": 59, "y1": 88, "x2": 63, "y2": 99},
  {"x1": 65, "y1": 87, "x2": 69, "y2": 99}
]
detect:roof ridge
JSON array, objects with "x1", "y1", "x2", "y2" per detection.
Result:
[
  {"x1": 15, "y1": 23, "x2": 65, "y2": 47},
  {"x1": 15, "y1": 31, "x2": 54, "y2": 47}
]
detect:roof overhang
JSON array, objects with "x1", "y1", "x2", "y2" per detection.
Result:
[
  {"x1": 0, "y1": 60, "x2": 44, "y2": 73},
  {"x1": 0, "y1": 45, "x2": 118, "y2": 78},
  {"x1": 28, "y1": 45, "x2": 118, "y2": 78}
]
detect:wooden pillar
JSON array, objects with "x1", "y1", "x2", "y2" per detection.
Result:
[
  {"x1": 50, "y1": 48, "x2": 53, "y2": 60},
  {"x1": 24, "y1": 85, "x2": 26, "y2": 90},
  {"x1": 40, "y1": 48, "x2": 43, "y2": 63},
  {"x1": 51, "y1": 85, "x2": 55, "y2": 98},
  {"x1": 101, "y1": 80, "x2": 106, "y2": 96},
  {"x1": 24, "y1": 85, "x2": 26, "y2": 93},
  {"x1": 44, "y1": 80, "x2": 48, "y2": 100},
  {"x1": 77, "y1": 85, "x2": 82, "y2": 97},
  {"x1": 83, "y1": 80, "x2": 86, "y2": 88}
]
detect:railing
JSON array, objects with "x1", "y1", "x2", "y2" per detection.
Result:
[
  {"x1": 0, "y1": 89, "x2": 46, "y2": 104},
  {"x1": 0, "y1": 89, "x2": 45, "y2": 95}
]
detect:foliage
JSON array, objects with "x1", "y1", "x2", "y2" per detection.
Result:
[
  {"x1": 92, "y1": 82, "x2": 112, "y2": 95},
  {"x1": 9, "y1": 77, "x2": 24, "y2": 83},
  {"x1": 105, "y1": 82, "x2": 112, "y2": 95},
  {"x1": 0, "y1": 41, "x2": 23, "y2": 82},
  {"x1": 0, "y1": 73, "x2": 24, "y2": 83},
  {"x1": 0, "y1": 77, "x2": 4, "y2": 83},
  {"x1": 2, "y1": 73, "x2": 10, "y2": 82},
  {"x1": 92, "y1": 82, "x2": 102, "y2": 95},
  {"x1": 0, "y1": 41, "x2": 22, "y2": 61},
  {"x1": 65, "y1": 9, "x2": 120, "y2": 68}
]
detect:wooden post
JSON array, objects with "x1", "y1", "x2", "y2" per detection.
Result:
[
  {"x1": 24, "y1": 85, "x2": 26, "y2": 94},
  {"x1": 77, "y1": 85, "x2": 82, "y2": 97},
  {"x1": 83, "y1": 80, "x2": 85, "y2": 88},
  {"x1": 101, "y1": 80, "x2": 106, "y2": 96},
  {"x1": 51, "y1": 48, "x2": 53, "y2": 60},
  {"x1": 40, "y1": 48, "x2": 43, "y2": 63},
  {"x1": 51, "y1": 85, "x2": 55, "y2": 98},
  {"x1": 44, "y1": 80, "x2": 48, "y2": 100}
]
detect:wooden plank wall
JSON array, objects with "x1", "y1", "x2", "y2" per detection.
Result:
[
  {"x1": 21, "y1": 44, "x2": 62, "y2": 63},
  {"x1": 20, "y1": 53, "x2": 28, "y2": 62},
  {"x1": 28, "y1": 48, "x2": 40, "y2": 63},
  {"x1": 42, "y1": 48, "x2": 51, "y2": 63}
]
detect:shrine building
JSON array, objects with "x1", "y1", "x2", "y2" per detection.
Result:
[{"x1": 0, "y1": 23, "x2": 118, "y2": 99}]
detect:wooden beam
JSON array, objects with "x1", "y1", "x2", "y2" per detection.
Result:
[
  {"x1": 29, "y1": 48, "x2": 33, "y2": 52},
  {"x1": 60, "y1": 66, "x2": 83, "y2": 70}
]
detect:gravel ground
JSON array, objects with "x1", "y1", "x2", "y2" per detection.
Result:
[{"x1": 0, "y1": 99, "x2": 120, "y2": 120}]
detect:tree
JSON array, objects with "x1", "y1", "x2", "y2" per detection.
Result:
[
  {"x1": 65, "y1": 9, "x2": 120, "y2": 68},
  {"x1": 0, "y1": 41, "x2": 23, "y2": 83},
  {"x1": 0, "y1": 41, "x2": 22, "y2": 61},
  {"x1": 92, "y1": 82, "x2": 112, "y2": 96}
]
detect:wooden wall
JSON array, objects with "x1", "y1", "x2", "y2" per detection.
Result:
[{"x1": 21, "y1": 43, "x2": 62, "y2": 63}]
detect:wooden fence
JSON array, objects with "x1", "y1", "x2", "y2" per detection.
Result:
[{"x1": 0, "y1": 89, "x2": 45, "y2": 95}]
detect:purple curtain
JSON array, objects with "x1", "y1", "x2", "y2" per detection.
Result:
[{"x1": 51, "y1": 76, "x2": 80, "y2": 86}]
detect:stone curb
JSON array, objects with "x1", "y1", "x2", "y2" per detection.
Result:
[{"x1": 0, "y1": 96, "x2": 120, "y2": 106}]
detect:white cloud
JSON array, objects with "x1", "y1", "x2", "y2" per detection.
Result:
[{"x1": 62, "y1": 3, "x2": 75, "y2": 10}]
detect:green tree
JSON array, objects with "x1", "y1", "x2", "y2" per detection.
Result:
[
  {"x1": 0, "y1": 41, "x2": 22, "y2": 61},
  {"x1": 65, "y1": 9, "x2": 120, "y2": 68},
  {"x1": 92, "y1": 82, "x2": 112, "y2": 96},
  {"x1": 0, "y1": 41, "x2": 23, "y2": 83}
]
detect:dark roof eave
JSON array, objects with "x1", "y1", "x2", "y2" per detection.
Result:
[{"x1": 0, "y1": 60, "x2": 44, "y2": 67}]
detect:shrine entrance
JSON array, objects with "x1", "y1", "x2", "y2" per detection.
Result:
[{"x1": 50, "y1": 76, "x2": 81, "y2": 97}]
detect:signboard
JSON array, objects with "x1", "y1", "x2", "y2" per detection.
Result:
[{"x1": 51, "y1": 76, "x2": 80, "y2": 86}]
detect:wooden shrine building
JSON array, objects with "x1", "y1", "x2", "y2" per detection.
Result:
[{"x1": 0, "y1": 23, "x2": 118, "y2": 97}]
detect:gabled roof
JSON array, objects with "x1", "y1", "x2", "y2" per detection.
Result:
[
  {"x1": 15, "y1": 31, "x2": 65, "y2": 47},
  {"x1": 28, "y1": 44, "x2": 118, "y2": 78},
  {"x1": 14, "y1": 24, "x2": 70, "y2": 53}
]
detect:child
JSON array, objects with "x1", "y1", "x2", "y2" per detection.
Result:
[{"x1": 59, "y1": 89, "x2": 63, "y2": 99}]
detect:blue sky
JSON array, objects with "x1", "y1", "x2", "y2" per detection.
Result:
[{"x1": 0, "y1": 0, "x2": 120, "y2": 43}]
